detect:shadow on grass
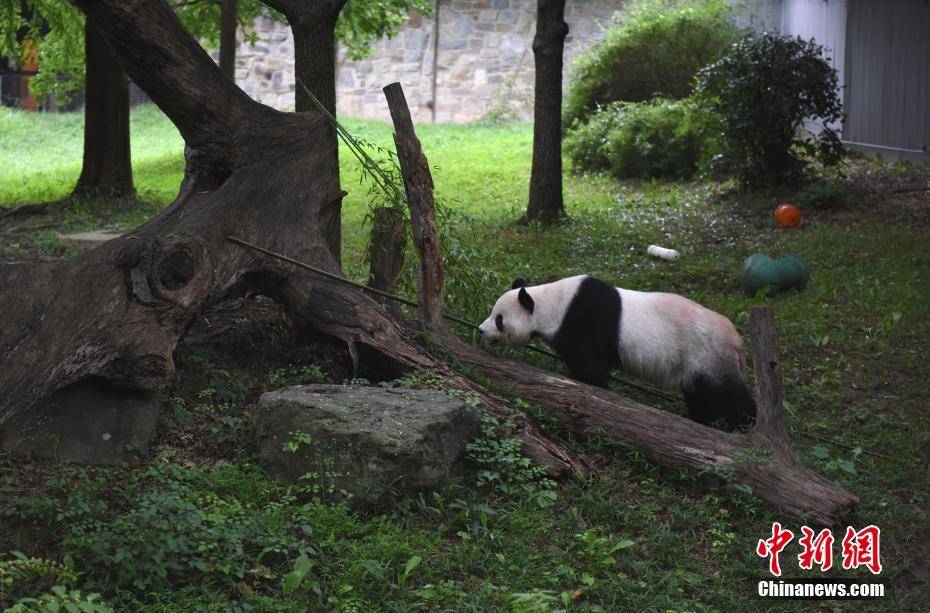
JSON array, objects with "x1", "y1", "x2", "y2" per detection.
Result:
[{"x1": 0, "y1": 152, "x2": 185, "y2": 212}]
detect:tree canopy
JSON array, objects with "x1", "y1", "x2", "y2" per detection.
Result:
[
  {"x1": 0, "y1": 0, "x2": 433, "y2": 102},
  {"x1": 337, "y1": 0, "x2": 432, "y2": 60},
  {"x1": 0, "y1": 0, "x2": 84, "y2": 101}
]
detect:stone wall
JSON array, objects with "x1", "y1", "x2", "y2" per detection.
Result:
[{"x1": 235, "y1": 0, "x2": 620, "y2": 123}]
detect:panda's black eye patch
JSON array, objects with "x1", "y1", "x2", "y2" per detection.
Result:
[{"x1": 495, "y1": 314, "x2": 504, "y2": 331}]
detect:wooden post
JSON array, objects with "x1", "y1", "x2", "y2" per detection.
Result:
[
  {"x1": 748, "y1": 307, "x2": 795, "y2": 459},
  {"x1": 382, "y1": 81, "x2": 591, "y2": 478},
  {"x1": 368, "y1": 206, "x2": 407, "y2": 293},
  {"x1": 383, "y1": 82, "x2": 445, "y2": 333}
]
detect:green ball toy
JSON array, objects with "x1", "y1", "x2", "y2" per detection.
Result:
[{"x1": 740, "y1": 253, "x2": 811, "y2": 297}]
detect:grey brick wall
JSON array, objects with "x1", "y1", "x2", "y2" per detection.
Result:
[{"x1": 234, "y1": 0, "x2": 619, "y2": 122}]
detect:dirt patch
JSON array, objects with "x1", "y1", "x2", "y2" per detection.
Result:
[
  {"x1": 819, "y1": 159, "x2": 930, "y2": 227},
  {"x1": 154, "y1": 295, "x2": 356, "y2": 463},
  {"x1": 178, "y1": 295, "x2": 352, "y2": 384},
  {"x1": 894, "y1": 526, "x2": 930, "y2": 605}
]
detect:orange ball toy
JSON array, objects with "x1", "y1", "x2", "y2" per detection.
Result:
[{"x1": 775, "y1": 203, "x2": 802, "y2": 228}]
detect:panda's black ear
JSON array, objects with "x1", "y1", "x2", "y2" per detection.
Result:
[
  {"x1": 517, "y1": 286, "x2": 535, "y2": 314},
  {"x1": 511, "y1": 278, "x2": 527, "y2": 289}
]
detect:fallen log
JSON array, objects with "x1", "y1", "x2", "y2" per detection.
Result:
[{"x1": 382, "y1": 81, "x2": 858, "y2": 525}]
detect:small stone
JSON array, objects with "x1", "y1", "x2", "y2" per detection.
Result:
[
  {"x1": 0, "y1": 380, "x2": 160, "y2": 465},
  {"x1": 57, "y1": 231, "x2": 123, "y2": 251}
]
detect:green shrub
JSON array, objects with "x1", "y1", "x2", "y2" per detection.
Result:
[
  {"x1": 564, "y1": 97, "x2": 717, "y2": 179},
  {"x1": 563, "y1": 0, "x2": 741, "y2": 126},
  {"x1": 695, "y1": 32, "x2": 845, "y2": 185},
  {"x1": 466, "y1": 412, "x2": 557, "y2": 509},
  {"x1": 0, "y1": 553, "x2": 111, "y2": 612},
  {"x1": 54, "y1": 464, "x2": 318, "y2": 592},
  {"x1": 799, "y1": 179, "x2": 847, "y2": 209}
]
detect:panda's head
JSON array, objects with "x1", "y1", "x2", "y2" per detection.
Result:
[{"x1": 478, "y1": 278, "x2": 536, "y2": 346}]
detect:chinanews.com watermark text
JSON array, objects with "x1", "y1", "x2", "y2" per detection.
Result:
[{"x1": 757, "y1": 578, "x2": 884, "y2": 599}]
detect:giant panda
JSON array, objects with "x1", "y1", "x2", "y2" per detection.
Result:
[{"x1": 478, "y1": 275, "x2": 756, "y2": 430}]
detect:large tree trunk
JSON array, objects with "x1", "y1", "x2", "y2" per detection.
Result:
[
  {"x1": 218, "y1": 0, "x2": 238, "y2": 82},
  {"x1": 0, "y1": 0, "x2": 346, "y2": 426},
  {"x1": 72, "y1": 19, "x2": 134, "y2": 199},
  {"x1": 523, "y1": 0, "x2": 568, "y2": 226},
  {"x1": 0, "y1": 0, "x2": 584, "y2": 480},
  {"x1": 261, "y1": 0, "x2": 346, "y2": 265}
]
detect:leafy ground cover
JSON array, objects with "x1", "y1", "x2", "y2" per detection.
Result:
[{"x1": 1, "y1": 105, "x2": 928, "y2": 611}]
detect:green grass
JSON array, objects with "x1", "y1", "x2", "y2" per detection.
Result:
[
  {"x1": 0, "y1": 105, "x2": 185, "y2": 204},
  {"x1": 1, "y1": 105, "x2": 928, "y2": 611}
]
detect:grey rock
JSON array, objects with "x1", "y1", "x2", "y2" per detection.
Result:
[
  {"x1": 256, "y1": 385, "x2": 481, "y2": 510},
  {"x1": 405, "y1": 29, "x2": 430, "y2": 51},
  {"x1": 453, "y1": 18, "x2": 473, "y2": 38},
  {"x1": 439, "y1": 40, "x2": 467, "y2": 51},
  {"x1": 0, "y1": 380, "x2": 160, "y2": 465}
]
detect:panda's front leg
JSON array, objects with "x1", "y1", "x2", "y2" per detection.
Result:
[{"x1": 563, "y1": 354, "x2": 611, "y2": 389}]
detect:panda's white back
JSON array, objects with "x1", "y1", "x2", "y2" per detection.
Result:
[{"x1": 617, "y1": 288, "x2": 744, "y2": 389}]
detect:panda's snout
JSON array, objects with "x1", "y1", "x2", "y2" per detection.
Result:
[{"x1": 478, "y1": 320, "x2": 499, "y2": 344}]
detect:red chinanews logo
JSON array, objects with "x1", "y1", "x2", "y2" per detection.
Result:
[
  {"x1": 756, "y1": 523, "x2": 882, "y2": 576},
  {"x1": 798, "y1": 526, "x2": 835, "y2": 572}
]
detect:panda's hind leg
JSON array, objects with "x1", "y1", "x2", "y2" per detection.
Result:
[{"x1": 683, "y1": 374, "x2": 756, "y2": 431}]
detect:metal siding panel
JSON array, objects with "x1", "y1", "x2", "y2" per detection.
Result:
[
  {"x1": 917, "y1": 11, "x2": 927, "y2": 148},
  {"x1": 922, "y1": 9, "x2": 930, "y2": 147},
  {"x1": 847, "y1": 0, "x2": 863, "y2": 143},
  {"x1": 907, "y1": 4, "x2": 925, "y2": 149},
  {"x1": 779, "y1": 0, "x2": 847, "y2": 134},
  {"x1": 871, "y1": 3, "x2": 886, "y2": 146},
  {"x1": 895, "y1": 7, "x2": 909, "y2": 148},
  {"x1": 886, "y1": 6, "x2": 899, "y2": 147},
  {"x1": 845, "y1": 0, "x2": 930, "y2": 152}
]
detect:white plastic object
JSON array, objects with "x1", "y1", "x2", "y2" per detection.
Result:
[{"x1": 647, "y1": 244, "x2": 681, "y2": 261}]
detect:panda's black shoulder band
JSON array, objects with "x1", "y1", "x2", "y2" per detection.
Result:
[{"x1": 518, "y1": 286, "x2": 535, "y2": 313}]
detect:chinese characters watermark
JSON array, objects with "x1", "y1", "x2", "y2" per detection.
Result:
[{"x1": 756, "y1": 524, "x2": 882, "y2": 576}]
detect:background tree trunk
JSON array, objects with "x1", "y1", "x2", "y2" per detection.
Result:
[
  {"x1": 290, "y1": 10, "x2": 340, "y2": 116},
  {"x1": 72, "y1": 19, "x2": 134, "y2": 199},
  {"x1": 261, "y1": 0, "x2": 347, "y2": 265},
  {"x1": 523, "y1": 0, "x2": 568, "y2": 226},
  {"x1": 218, "y1": 0, "x2": 238, "y2": 82}
]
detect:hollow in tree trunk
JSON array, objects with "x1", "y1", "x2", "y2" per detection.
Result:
[
  {"x1": 218, "y1": 0, "x2": 238, "y2": 82},
  {"x1": 523, "y1": 0, "x2": 568, "y2": 226},
  {"x1": 72, "y1": 18, "x2": 134, "y2": 199}
]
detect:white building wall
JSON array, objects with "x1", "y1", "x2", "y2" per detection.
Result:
[{"x1": 780, "y1": 0, "x2": 846, "y2": 91}]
